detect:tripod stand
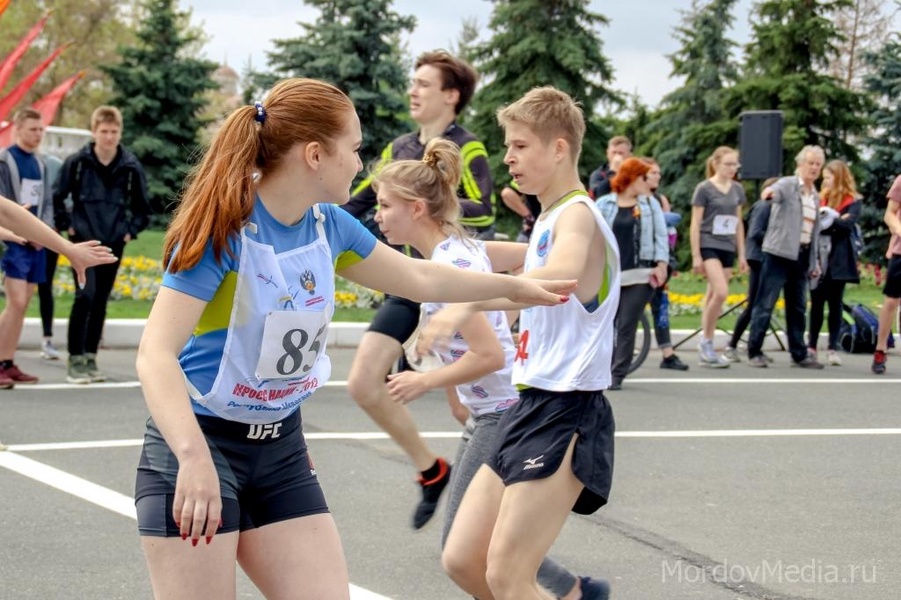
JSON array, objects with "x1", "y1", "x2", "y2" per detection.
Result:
[{"x1": 673, "y1": 297, "x2": 787, "y2": 352}]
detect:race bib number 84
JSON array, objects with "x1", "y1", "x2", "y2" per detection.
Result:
[{"x1": 256, "y1": 310, "x2": 328, "y2": 380}]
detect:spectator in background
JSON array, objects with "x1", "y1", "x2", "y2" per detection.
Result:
[
  {"x1": 53, "y1": 105, "x2": 151, "y2": 384},
  {"x1": 597, "y1": 157, "x2": 668, "y2": 390},
  {"x1": 747, "y1": 145, "x2": 826, "y2": 369},
  {"x1": 723, "y1": 177, "x2": 778, "y2": 363},
  {"x1": 589, "y1": 135, "x2": 632, "y2": 199},
  {"x1": 644, "y1": 158, "x2": 689, "y2": 371},
  {"x1": 0, "y1": 108, "x2": 54, "y2": 386},
  {"x1": 38, "y1": 153, "x2": 63, "y2": 360},
  {"x1": 499, "y1": 180, "x2": 541, "y2": 243},
  {"x1": 690, "y1": 146, "x2": 747, "y2": 368},
  {"x1": 872, "y1": 174, "x2": 901, "y2": 375},
  {"x1": 808, "y1": 159, "x2": 861, "y2": 366}
]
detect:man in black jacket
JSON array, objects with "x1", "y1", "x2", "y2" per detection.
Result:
[{"x1": 53, "y1": 105, "x2": 151, "y2": 384}]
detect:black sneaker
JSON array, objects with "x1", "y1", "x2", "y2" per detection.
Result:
[
  {"x1": 660, "y1": 354, "x2": 689, "y2": 371},
  {"x1": 872, "y1": 350, "x2": 887, "y2": 375},
  {"x1": 413, "y1": 458, "x2": 451, "y2": 529},
  {"x1": 792, "y1": 357, "x2": 825, "y2": 369},
  {"x1": 579, "y1": 576, "x2": 611, "y2": 600}
]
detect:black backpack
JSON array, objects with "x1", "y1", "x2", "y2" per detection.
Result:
[{"x1": 838, "y1": 303, "x2": 894, "y2": 353}]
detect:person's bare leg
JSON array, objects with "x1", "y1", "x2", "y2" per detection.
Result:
[
  {"x1": 442, "y1": 464, "x2": 506, "y2": 599},
  {"x1": 141, "y1": 532, "x2": 240, "y2": 599},
  {"x1": 702, "y1": 261, "x2": 731, "y2": 341},
  {"x1": 238, "y1": 514, "x2": 350, "y2": 600},
  {"x1": 486, "y1": 436, "x2": 585, "y2": 600},
  {"x1": 347, "y1": 331, "x2": 437, "y2": 470},
  {"x1": 0, "y1": 278, "x2": 32, "y2": 360},
  {"x1": 876, "y1": 296, "x2": 900, "y2": 352}
]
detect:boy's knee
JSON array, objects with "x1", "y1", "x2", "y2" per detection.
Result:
[
  {"x1": 346, "y1": 373, "x2": 379, "y2": 408},
  {"x1": 442, "y1": 548, "x2": 481, "y2": 590}
]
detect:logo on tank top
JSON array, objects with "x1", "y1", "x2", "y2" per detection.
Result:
[
  {"x1": 301, "y1": 270, "x2": 316, "y2": 294},
  {"x1": 452, "y1": 258, "x2": 472, "y2": 269},
  {"x1": 536, "y1": 230, "x2": 550, "y2": 257},
  {"x1": 470, "y1": 384, "x2": 489, "y2": 399}
]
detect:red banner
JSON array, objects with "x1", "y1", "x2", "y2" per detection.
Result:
[
  {"x1": 31, "y1": 70, "x2": 84, "y2": 126},
  {"x1": 0, "y1": 43, "x2": 69, "y2": 123},
  {"x1": 0, "y1": 11, "x2": 53, "y2": 92}
]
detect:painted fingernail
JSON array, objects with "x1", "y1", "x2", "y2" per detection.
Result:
[
  {"x1": 206, "y1": 536, "x2": 213, "y2": 545},
  {"x1": 560, "y1": 296, "x2": 570, "y2": 302},
  {"x1": 191, "y1": 538, "x2": 198, "y2": 547},
  {"x1": 181, "y1": 533, "x2": 187, "y2": 541}
]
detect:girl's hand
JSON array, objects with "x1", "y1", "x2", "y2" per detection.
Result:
[
  {"x1": 507, "y1": 277, "x2": 576, "y2": 306},
  {"x1": 66, "y1": 240, "x2": 117, "y2": 287},
  {"x1": 738, "y1": 257, "x2": 749, "y2": 274},
  {"x1": 417, "y1": 304, "x2": 474, "y2": 358},
  {"x1": 172, "y1": 454, "x2": 223, "y2": 546},
  {"x1": 692, "y1": 256, "x2": 705, "y2": 275},
  {"x1": 386, "y1": 371, "x2": 430, "y2": 404}
]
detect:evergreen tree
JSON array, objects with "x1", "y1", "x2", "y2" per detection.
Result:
[
  {"x1": 646, "y1": 0, "x2": 741, "y2": 212},
  {"x1": 858, "y1": 33, "x2": 901, "y2": 263},
  {"x1": 102, "y1": 0, "x2": 216, "y2": 219},
  {"x1": 467, "y1": 0, "x2": 619, "y2": 180},
  {"x1": 249, "y1": 0, "x2": 416, "y2": 160},
  {"x1": 725, "y1": 0, "x2": 872, "y2": 165}
]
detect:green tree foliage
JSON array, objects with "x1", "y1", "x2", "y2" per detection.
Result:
[
  {"x1": 248, "y1": 0, "x2": 416, "y2": 161},
  {"x1": 0, "y1": 0, "x2": 137, "y2": 128},
  {"x1": 646, "y1": 0, "x2": 740, "y2": 211},
  {"x1": 467, "y1": 0, "x2": 619, "y2": 181},
  {"x1": 725, "y1": 0, "x2": 872, "y2": 165},
  {"x1": 858, "y1": 33, "x2": 901, "y2": 263},
  {"x1": 102, "y1": 0, "x2": 217, "y2": 219}
]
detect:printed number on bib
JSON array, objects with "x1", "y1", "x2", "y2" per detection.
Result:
[
  {"x1": 256, "y1": 310, "x2": 328, "y2": 380},
  {"x1": 712, "y1": 215, "x2": 738, "y2": 236}
]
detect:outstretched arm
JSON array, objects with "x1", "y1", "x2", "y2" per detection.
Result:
[{"x1": 0, "y1": 197, "x2": 116, "y2": 285}]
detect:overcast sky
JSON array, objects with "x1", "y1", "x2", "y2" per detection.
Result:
[{"x1": 182, "y1": 0, "x2": 760, "y2": 108}]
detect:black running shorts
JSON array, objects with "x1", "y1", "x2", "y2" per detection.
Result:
[
  {"x1": 135, "y1": 410, "x2": 328, "y2": 536},
  {"x1": 884, "y1": 255, "x2": 901, "y2": 299},
  {"x1": 488, "y1": 388, "x2": 615, "y2": 515},
  {"x1": 367, "y1": 295, "x2": 421, "y2": 343}
]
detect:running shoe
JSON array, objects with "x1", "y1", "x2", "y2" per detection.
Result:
[
  {"x1": 413, "y1": 458, "x2": 451, "y2": 529},
  {"x1": 40, "y1": 339, "x2": 61, "y2": 360},
  {"x1": 872, "y1": 350, "x2": 887, "y2": 375},
  {"x1": 826, "y1": 349, "x2": 843, "y2": 366},
  {"x1": 579, "y1": 576, "x2": 611, "y2": 600},
  {"x1": 0, "y1": 363, "x2": 38, "y2": 384}
]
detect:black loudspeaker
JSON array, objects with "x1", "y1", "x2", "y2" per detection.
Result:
[{"x1": 738, "y1": 110, "x2": 783, "y2": 180}]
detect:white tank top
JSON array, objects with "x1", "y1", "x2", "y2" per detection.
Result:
[
  {"x1": 184, "y1": 206, "x2": 334, "y2": 423},
  {"x1": 512, "y1": 193, "x2": 621, "y2": 391},
  {"x1": 421, "y1": 236, "x2": 519, "y2": 415}
]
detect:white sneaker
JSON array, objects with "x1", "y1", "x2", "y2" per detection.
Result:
[
  {"x1": 699, "y1": 341, "x2": 730, "y2": 368},
  {"x1": 722, "y1": 347, "x2": 741, "y2": 363},
  {"x1": 827, "y1": 349, "x2": 843, "y2": 366},
  {"x1": 40, "y1": 339, "x2": 60, "y2": 360}
]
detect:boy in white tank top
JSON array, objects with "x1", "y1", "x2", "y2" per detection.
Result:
[{"x1": 422, "y1": 87, "x2": 620, "y2": 600}]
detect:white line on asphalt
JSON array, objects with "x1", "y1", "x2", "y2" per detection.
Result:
[
  {"x1": 18, "y1": 377, "x2": 901, "y2": 391},
  {"x1": 9, "y1": 427, "x2": 901, "y2": 453},
  {"x1": 0, "y1": 450, "x2": 393, "y2": 600}
]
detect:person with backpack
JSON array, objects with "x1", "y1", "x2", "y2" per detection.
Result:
[
  {"x1": 872, "y1": 174, "x2": 901, "y2": 374},
  {"x1": 808, "y1": 159, "x2": 861, "y2": 366},
  {"x1": 53, "y1": 106, "x2": 151, "y2": 384}
]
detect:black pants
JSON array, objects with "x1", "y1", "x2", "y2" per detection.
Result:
[
  {"x1": 612, "y1": 283, "x2": 655, "y2": 382},
  {"x1": 38, "y1": 249, "x2": 59, "y2": 338},
  {"x1": 67, "y1": 241, "x2": 124, "y2": 355},
  {"x1": 808, "y1": 275, "x2": 846, "y2": 351},
  {"x1": 729, "y1": 259, "x2": 762, "y2": 348},
  {"x1": 748, "y1": 250, "x2": 810, "y2": 362}
]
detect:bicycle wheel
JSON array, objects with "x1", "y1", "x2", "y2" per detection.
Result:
[{"x1": 627, "y1": 310, "x2": 652, "y2": 374}]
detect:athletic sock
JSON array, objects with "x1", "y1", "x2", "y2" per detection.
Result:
[
  {"x1": 420, "y1": 459, "x2": 442, "y2": 482},
  {"x1": 0, "y1": 360, "x2": 13, "y2": 369}
]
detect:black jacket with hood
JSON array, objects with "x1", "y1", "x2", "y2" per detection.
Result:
[{"x1": 53, "y1": 142, "x2": 151, "y2": 245}]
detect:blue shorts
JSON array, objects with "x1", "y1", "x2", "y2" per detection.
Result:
[
  {"x1": 134, "y1": 410, "x2": 328, "y2": 536},
  {"x1": 488, "y1": 388, "x2": 615, "y2": 515},
  {"x1": 1, "y1": 242, "x2": 46, "y2": 283}
]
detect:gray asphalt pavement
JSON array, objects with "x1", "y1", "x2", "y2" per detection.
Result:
[{"x1": 1, "y1": 345, "x2": 899, "y2": 599}]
